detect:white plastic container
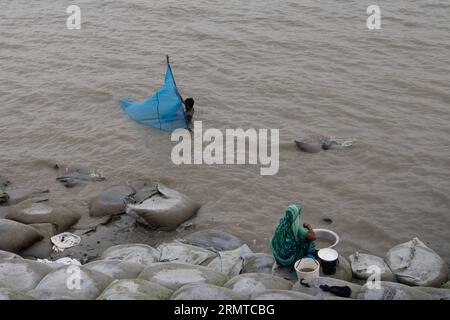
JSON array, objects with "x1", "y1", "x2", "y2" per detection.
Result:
[
  {"x1": 294, "y1": 258, "x2": 320, "y2": 280},
  {"x1": 313, "y1": 228, "x2": 339, "y2": 249}
]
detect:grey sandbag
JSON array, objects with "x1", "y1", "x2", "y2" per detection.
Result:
[
  {"x1": 35, "y1": 265, "x2": 113, "y2": 300},
  {"x1": 138, "y1": 262, "x2": 228, "y2": 291},
  {"x1": 442, "y1": 281, "x2": 450, "y2": 289},
  {"x1": 84, "y1": 260, "x2": 144, "y2": 279},
  {"x1": 100, "y1": 244, "x2": 160, "y2": 265},
  {"x1": 0, "y1": 218, "x2": 43, "y2": 252},
  {"x1": 224, "y1": 273, "x2": 293, "y2": 296},
  {"x1": 271, "y1": 263, "x2": 298, "y2": 282},
  {"x1": 126, "y1": 184, "x2": 199, "y2": 231},
  {"x1": 89, "y1": 185, "x2": 135, "y2": 218},
  {"x1": 171, "y1": 283, "x2": 248, "y2": 300},
  {"x1": 20, "y1": 238, "x2": 53, "y2": 259},
  {"x1": 98, "y1": 279, "x2": 173, "y2": 300},
  {"x1": 5, "y1": 189, "x2": 49, "y2": 205},
  {"x1": 207, "y1": 244, "x2": 252, "y2": 277},
  {"x1": 251, "y1": 289, "x2": 318, "y2": 300},
  {"x1": 292, "y1": 277, "x2": 361, "y2": 299},
  {"x1": 357, "y1": 281, "x2": 435, "y2": 300},
  {"x1": 128, "y1": 180, "x2": 159, "y2": 203},
  {"x1": 0, "y1": 250, "x2": 22, "y2": 261},
  {"x1": 180, "y1": 229, "x2": 245, "y2": 252},
  {"x1": 415, "y1": 287, "x2": 450, "y2": 300},
  {"x1": 157, "y1": 242, "x2": 217, "y2": 265},
  {"x1": 28, "y1": 223, "x2": 56, "y2": 237},
  {"x1": 0, "y1": 259, "x2": 52, "y2": 291},
  {"x1": 20, "y1": 223, "x2": 56, "y2": 259},
  {"x1": 241, "y1": 253, "x2": 275, "y2": 275},
  {"x1": 6, "y1": 198, "x2": 81, "y2": 232},
  {"x1": 385, "y1": 238, "x2": 449, "y2": 287},
  {"x1": 349, "y1": 252, "x2": 395, "y2": 282},
  {"x1": 0, "y1": 288, "x2": 34, "y2": 300},
  {"x1": 27, "y1": 289, "x2": 84, "y2": 300}
]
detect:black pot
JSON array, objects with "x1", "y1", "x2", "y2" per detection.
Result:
[
  {"x1": 317, "y1": 248, "x2": 339, "y2": 275},
  {"x1": 320, "y1": 258, "x2": 339, "y2": 275}
]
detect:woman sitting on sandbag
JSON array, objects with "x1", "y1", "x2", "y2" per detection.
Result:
[{"x1": 270, "y1": 204, "x2": 317, "y2": 266}]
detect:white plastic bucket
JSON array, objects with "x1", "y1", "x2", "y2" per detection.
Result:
[
  {"x1": 294, "y1": 258, "x2": 320, "y2": 280},
  {"x1": 313, "y1": 229, "x2": 339, "y2": 249}
]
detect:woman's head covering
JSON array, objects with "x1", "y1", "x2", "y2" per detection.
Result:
[{"x1": 269, "y1": 204, "x2": 316, "y2": 266}]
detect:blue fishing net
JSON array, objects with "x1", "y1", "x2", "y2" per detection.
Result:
[{"x1": 119, "y1": 56, "x2": 188, "y2": 131}]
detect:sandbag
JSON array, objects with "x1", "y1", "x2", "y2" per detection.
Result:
[
  {"x1": 0, "y1": 219, "x2": 43, "y2": 252},
  {"x1": 271, "y1": 263, "x2": 298, "y2": 282},
  {"x1": 357, "y1": 281, "x2": 435, "y2": 300},
  {"x1": 6, "y1": 198, "x2": 81, "y2": 232},
  {"x1": 20, "y1": 223, "x2": 57, "y2": 259},
  {"x1": 27, "y1": 289, "x2": 83, "y2": 300},
  {"x1": 157, "y1": 242, "x2": 217, "y2": 266},
  {"x1": 415, "y1": 287, "x2": 450, "y2": 300},
  {"x1": 5, "y1": 189, "x2": 49, "y2": 205},
  {"x1": 224, "y1": 273, "x2": 293, "y2": 296},
  {"x1": 207, "y1": 244, "x2": 252, "y2": 277},
  {"x1": 128, "y1": 181, "x2": 159, "y2": 203},
  {"x1": 35, "y1": 266, "x2": 113, "y2": 300},
  {"x1": 98, "y1": 279, "x2": 173, "y2": 300},
  {"x1": 89, "y1": 186, "x2": 135, "y2": 218},
  {"x1": 171, "y1": 283, "x2": 248, "y2": 300},
  {"x1": 251, "y1": 289, "x2": 317, "y2": 300},
  {"x1": 292, "y1": 277, "x2": 361, "y2": 299},
  {"x1": 138, "y1": 262, "x2": 228, "y2": 291},
  {"x1": 100, "y1": 244, "x2": 160, "y2": 265},
  {"x1": 0, "y1": 288, "x2": 34, "y2": 300},
  {"x1": 349, "y1": 252, "x2": 395, "y2": 282},
  {"x1": 442, "y1": 281, "x2": 450, "y2": 289},
  {"x1": 20, "y1": 238, "x2": 53, "y2": 259},
  {"x1": 241, "y1": 253, "x2": 275, "y2": 275},
  {"x1": 0, "y1": 250, "x2": 22, "y2": 261},
  {"x1": 126, "y1": 184, "x2": 199, "y2": 231},
  {"x1": 385, "y1": 238, "x2": 448, "y2": 287},
  {"x1": 84, "y1": 260, "x2": 144, "y2": 279},
  {"x1": 29, "y1": 223, "x2": 57, "y2": 237},
  {"x1": 0, "y1": 259, "x2": 52, "y2": 291},
  {"x1": 180, "y1": 229, "x2": 245, "y2": 252}
]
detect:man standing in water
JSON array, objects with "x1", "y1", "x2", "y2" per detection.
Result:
[{"x1": 183, "y1": 97, "x2": 195, "y2": 129}]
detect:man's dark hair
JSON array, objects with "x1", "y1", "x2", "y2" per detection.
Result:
[{"x1": 185, "y1": 98, "x2": 195, "y2": 108}]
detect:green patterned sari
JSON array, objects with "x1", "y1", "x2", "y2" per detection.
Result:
[{"x1": 270, "y1": 204, "x2": 316, "y2": 266}]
